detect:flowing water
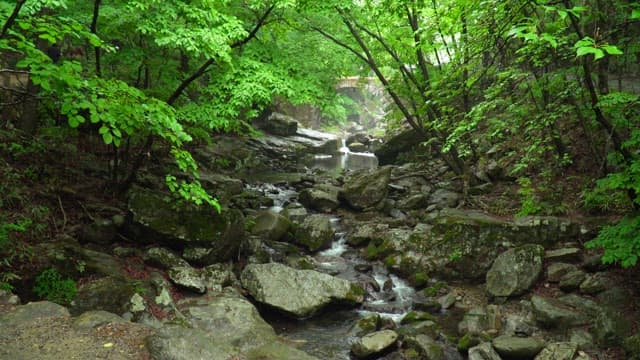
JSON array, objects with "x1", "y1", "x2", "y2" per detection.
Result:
[{"x1": 303, "y1": 139, "x2": 378, "y2": 175}]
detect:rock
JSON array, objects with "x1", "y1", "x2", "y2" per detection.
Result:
[
  {"x1": 202, "y1": 263, "x2": 237, "y2": 291},
  {"x1": 283, "y1": 203, "x2": 308, "y2": 223},
  {"x1": 534, "y1": 342, "x2": 577, "y2": 360},
  {"x1": 348, "y1": 142, "x2": 368, "y2": 152},
  {"x1": 0, "y1": 289, "x2": 20, "y2": 305},
  {"x1": 293, "y1": 214, "x2": 335, "y2": 252},
  {"x1": 0, "y1": 301, "x2": 69, "y2": 328},
  {"x1": 485, "y1": 244, "x2": 544, "y2": 298},
  {"x1": 558, "y1": 270, "x2": 587, "y2": 292},
  {"x1": 71, "y1": 276, "x2": 136, "y2": 316},
  {"x1": 351, "y1": 330, "x2": 398, "y2": 358},
  {"x1": 437, "y1": 292, "x2": 457, "y2": 309},
  {"x1": 73, "y1": 310, "x2": 127, "y2": 329},
  {"x1": 350, "y1": 313, "x2": 381, "y2": 336},
  {"x1": 240, "y1": 263, "x2": 363, "y2": 319},
  {"x1": 569, "y1": 329, "x2": 595, "y2": 351},
  {"x1": 168, "y1": 266, "x2": 206, "y2": 294},
  {"x1": 347, "y1": 223, "x2": 386, "y2": 247},
  {"x1": 298, "y1": 185, "x2": 340, "y2": 212},
  {"x1": 595, "y1": 307, "x2": 632, "y2": 347},
  {"x1": 504, "y1": 314, "x2": 535, "y2": 337},
  {"x1": 340, "y1": 166, "x2": 392, "y2": 210},
  {"x1": 468, "y1": 342, "x2": 502, "y2": 360},
  {"x1": 458, "y1": 307, "x2": 487, "y2": 336},
  {"x1": 397, "y1": 193, "x2": 430, "y2": 210},
  {"x1": 147, "y1": 325, "x2": 238, "y2": 360},
  {"x1": 246, "y1": 342, "x2": 320, "y2": 360},
  {"x1": 406, "y1": 209, "x2": 582, "y2": 280},
  {"x1": 79, "y1": 218, "x2": 117, "y2": 245},
  {"x1": 251, "y1": 210, "x2": 292, "y2": 241},
  {"x1": 544, "y1": 247, "x2": 582, "y2": 263},
  {"x1": 261, "y1": 112, "x2": 298, "y2": 136},
  {"x1": 403, "y1": 334, "x2": 447, "y2": 360},
  {"x1": 144, "y1": 247, "x2": 189, "y2": 269},
  {"x1": 546, "y1": 263, "x2": 578, "y2": 282},
  {"x1": 401, "y1": 311, "x2": 437, "y2": 325},
  {"x1": 126, "y1": 189, "x2": 244, "y2": 261},
  {"x1": 199, "y1": 173, "x2": 244, "y2": 203},
  {"x1": 579, "y1": 273, "x2": 608, "y2": 294},
  {"x1": 531, "y1": 295, "x2": 592, "y2": 328},
  {"x1": 181, "y1": 247, "x2": 219, "y2": 266},
  {"x1": 492, "y1": 335, "x2": 545, "y2": 359},
  {"x1": 375, "y1": 129, "x2": 424, "y2": 165},
  {"x1": 428, "y1": 189, "x2": 461, "y2": 209}
]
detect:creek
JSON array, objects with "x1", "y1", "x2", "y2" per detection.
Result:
[{"x1": 247, "y1": 141, "x2": 462, "y2": 359}]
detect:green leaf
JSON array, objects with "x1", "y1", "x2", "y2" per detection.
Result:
[
  {"x1": 102, "y1": 132, "x2": 113, "y2": 145},
  {"x1": 602, "y1": 45, "x2": 623, "y2": 55},
  {"x1": 576, "y1": 46, "x2": 604, "y2": 60},
  {"x1": 632, "y1": 9, "x2": 640, "y2": 19}
]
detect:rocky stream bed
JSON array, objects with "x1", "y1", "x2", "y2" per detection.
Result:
[{"x1": 1, "y1": 116, "x2": 639, "y2": 360}]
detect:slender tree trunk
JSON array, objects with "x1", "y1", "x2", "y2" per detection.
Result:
[
  {"x1": 90, "y1": 0, "x2": 102, "y2": 77},
  {"x1": 0, "y1": 0, "x2": 26, "y2": 39}
]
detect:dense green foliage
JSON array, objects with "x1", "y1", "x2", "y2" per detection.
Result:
[
  {"x1": 33, "y1": 267, "x2": 77, "y2": 304},
  {"x1": 1, "y1": 1, "x2": 640, "y2": 267}
]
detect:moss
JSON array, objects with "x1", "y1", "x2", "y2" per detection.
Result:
[
  {"x1": 457, "y1": 333, "x2": 480, "y2": 352},
  {"x1": 383, "y1": 255, "x2": 397, "y2": 267},
  {"x1": 401, "y1": 311, "x2": 437, "y2": 324},
  {"x1": 411, "y1": 271, "x2": 428, "y2": 288},
  {"x1": 357, "y1": 314, "x2": 381, "y2": 332},
  {"x1": 346, "y1": 283, "x2": 365, "y2": 303},
  {"x1": 403, "y1": 348, "x2": 421, "y2": 359},
  {"x1": 365, "y1": 239, "x2": 394, "y2": 260}
]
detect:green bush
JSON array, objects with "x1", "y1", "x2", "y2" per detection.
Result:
[
  {"x1": 586, "y1": 215, "x2": 640, "y2": 268},
  {"x1": 33, "y1": 268, "x2": 77, "y2": 305}
]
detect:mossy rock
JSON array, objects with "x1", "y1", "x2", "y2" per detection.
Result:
[{"x1": 126, "y1": 189, "x2": 244, "y2": 262}]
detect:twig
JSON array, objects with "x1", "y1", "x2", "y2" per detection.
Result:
[
  {"x1": 78, "y1": 201, "x2": 95, "y2": 221},
  {"x1": 57, "y1": 196, "x2": 67, "y2": 232}
]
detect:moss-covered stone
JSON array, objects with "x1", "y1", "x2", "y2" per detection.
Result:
[
  {"x1": 457, "y1": 333, "x2": 481, "y2": 352},
  {"x1": 401, "y1": 311, "x2": 437, "y2": 324}
]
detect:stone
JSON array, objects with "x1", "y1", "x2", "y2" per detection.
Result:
[
  {"x1": 569, "y1": 329, "x2": 595, "y2": 350},
  {"x1": 558, "y1": 270, "x2": 587, "y2": 292},
  {"x1": 79, "y1": 218, "x2": 117, "y2": 245},
  {"x1": 458, "y1": 307, "x2": 487, "y2": 336},
  {"x1": 168, "y1": 266, "x2": 206, "y2": 294},
  {"x1": 348, "y1": 142, "x2": 368, "y2": 153},
  {"x1": 0, "y1": 289, "x2": 19, "y2": 305},
  {"x1": 468, "y1": 342, "x2": 502, "y2": 360},
  {"x1": 401, "y1": 311, "x2": 437, "y2": 325},
  {"x1": 202, "y1": 263, "x2": 237, "y2": 291},
  {"x1": 283, "y1": 203, "x2": 307, "y2": 223},
  {"x1": 579, "y1": 273, "x2": 608, "y2": 294},
  {"x1": 181, "y1": 247, "x2": 218, "y2": 266},
  {"x1": 293, "y1": 214, "x2": 335, "y2": 252},
  {"x1": 246, "y1": 342, "x2": 320, "y2": 360},
  {"x1": 437, "y1": 292, "x2": 457, "y2": 309},
  {"x1": 144, "y1": 247, "x2": 189, "y2": 269},
  {"x1": 251, "y1": 210, "x2": 292, "y2": 241},
  {"x1": 240, "y1": 263, "x2": 363, "y2": 319},
  {"x1": 485, "y1": 244, "x2": 544, "y2": 298},
  {"x1": 347, "y1": 223, "x2": 386, "y2": 247},
  {"x1": 531, "y1": 295, "x2": 591, "y2": 328},
  {"x1": 71, "y1": 276, "x2": 136, "y2": 316},
  {"x1": 492, "y1": 335, "x2": 545, "y2": 358},
  {"x1": 0, "y1": 301, "x2": 69, "y2": 329},
  {"x1": 504, "y1": 314, "x2": 535, "y2": 337},
  {"x1": 428, "y1": 188, "x2": 461, "y2": 209},
  {"x1": 397, "y1": 193, "x2": 431, "y2": 210},
  {"x1": 72, "y1": 310, "x2": 127, "y2": 329},
  {"x1": 534, "y1": 342, "x2": 577, "y2": 360},
  {"x1": 261, "y1": 112, "x2": 298, "y2": 136},
  {"x1": 199, "y1": 173, "x2": 244, "y2": 203},
  {"x1": 351, "y1": 330, "x2": 398, "y2": 358},
  {"x1": 402, "y1": 334, "x2": 446, "y2": 360},
  {"x1": 544, "y1": 248, "x2": 582, "y2": 263},
  {"x1": 126, "y1": 189, "x2": 244, "y2": 261},
  {"x1": 298, "y1": 185, "x2": 341, "y2": 212},
  {"x1": 546, "y1": 263, "x2": 578, "y2": 283},
  {"x1": 595, "y1": 307, "x2": 632, "y2": 347},
  {"x1": 340, "y1": 166, "x2": 392, "y2": 210},
  {"x1": 375, "y1": 129, "x2": 424, "y2": 165}
]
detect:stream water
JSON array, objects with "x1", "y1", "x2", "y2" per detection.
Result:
[{"x1": 246, "y1": 142, "x2": 432, "y2": 359}]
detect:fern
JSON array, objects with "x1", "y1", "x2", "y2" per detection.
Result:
[{"x1": 586, "y1": 215, "x2": 640, "y2": 268}]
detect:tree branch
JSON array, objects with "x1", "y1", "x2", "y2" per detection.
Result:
[{"x1": 0, "y1": 0, "x2": 26, "y2": 39}]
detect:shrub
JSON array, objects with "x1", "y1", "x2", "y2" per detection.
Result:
[{"x1": 33, "y1": 268, "x2": 77, "y2": 305}]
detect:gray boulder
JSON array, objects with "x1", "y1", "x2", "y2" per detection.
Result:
[
  {"x1": 71, "y1": 276, "x2": 136, "y2": 316},
  {"x1": 544, "y1": 247, "x2": 582, "y2": 263},
  {"x1": 351, "y1": 330, "x2": 398, "y2": 358},
  {"x1": 240, "y1": 263, "x2": 364, "y2": 319},
  {"x1": 293, "y1": 214, "x2": 335, "y2": 252},
  {"x1": 558, "y1": 270, "x2": 587, "y2": 292},
  {"x1": 251, "y1": 210, "x2": 292, "y2": 241},
  {"x1": 468, "y1": 342, "x2": 502, "y2": 360},
  {"x1": 299, "y1": 185, "x2": 340, "y2": 212},
  {"x1": 492, "y1": 335, "x2": 545, "y2": 358},
  {"x1": 546, "y1": 263, "x2": 578, "y2": 283},
  {"x1": 348, "y1": 142, "x2": 368, "y2": 153},
  {"x1": 260, "y1": 112, "x2": 298, "y2": 136},
  {"x1": 168, "y1": 266, "x2": 206, "y2": 294},
  {"x1": 531, "y1": 295, "x2": 592, "y2": 328},
  {"x1": 72, "y1": 310, "x2": 127, "y2": 329},
  {"x1": 428, "y1": 188, "x2": 461, "y2": 209},
  {"x1": 402, "y1": 334, "x2": 447, "y2": 359},
  {"x1": 79, "y1": 218, "x2": 117, "y2": 245},
  {"x1": 580, "y1": 273, "x2": 608, "y2": 294},
  {"x1": 375, "y1": 129, "x2": 424, "y2": 165},
  {"x1": 145, "y1": 247, "x2": 189, "y2": 269},
  {"x1": 340, "y1": 166, "x2": 392, "y2": 210},
  {"x1": 486, "y1": 244, "x2": 544, "y2": 298},
  {"x1": 126, "y1": 189, "x2": 244, "y2": 261},
  {"x1": 0, "y1": 301, "x2": 69, "y2": 329},
  {"x1": 534, "y1": 342, "x2": 577, "y2": 360}
]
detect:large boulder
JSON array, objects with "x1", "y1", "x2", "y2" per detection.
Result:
[
  {"x1": 70, "y1": 276, "x2": 136, "y2": 316},
  {"x1": 340, "y1": 166, "x2": 392, "y2": 210},
  {"x1": 259, "y1": 112, "x2": 298, "y2": 136},
  {"x1": 293, "y1": 214, "x2": 335, "y2": 252},
  {"x1": 251, "y1": 210, "x2": 292, "y2": 241},
  {"x1": 394, "y1": 209, "x2": 583, "y2": 280},
  {"x1": 126, "y1": 189, "x2": 244, "y2": 261},
  {"x1": 298, "y1": 185, "x2": 341, "y2": 213},
  {"x1": 147, "y1": 292, "x2": 318, "y2": 359},
  {"x1": 531, "y1": 295, "x2": 594, "y2": 328},
  {"x1": 240, "y1": 263, "x2": 364, "y2": 319},
  {"x1": 351, "y1": 330, "x2": 398, "y2": 358},
  {"x1": 485, "y1": 244, "x2": 545, "y2": 299},
  {"x1": 492, "y1": 335, "x2": 545, "y2": 358},
  {"x1": 468, "y1": 342, "x2": 502, "y2": 360},
  {"x1": 375, "y1": 129, "x2": 424, "y2": 165}
]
